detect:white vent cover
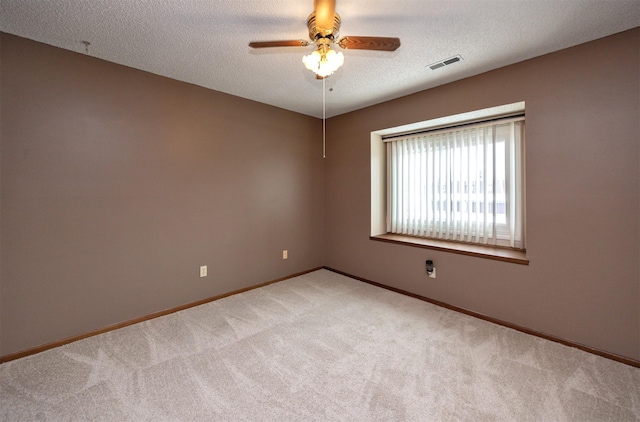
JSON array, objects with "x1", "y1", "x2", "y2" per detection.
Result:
[{"x1": 428, "y1": 55, "x2": 463, "y2": 70}]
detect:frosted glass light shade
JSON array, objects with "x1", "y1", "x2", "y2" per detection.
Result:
[{"x1": 303, "y1": 48, "x2": 344, "y2": 78}]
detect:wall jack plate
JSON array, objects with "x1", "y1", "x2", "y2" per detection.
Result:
[{"x1": 426, "y1": 260, "x2": 436, "y2": 278}]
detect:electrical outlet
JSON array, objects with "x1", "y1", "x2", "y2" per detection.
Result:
[
  {"x1": 283, "y1": 250, "x2": 288, "y2": 260},
  {"x1": 200, "y1": 265, "x2": 207, "y2": 277},
  {"x1": 428, "y1": 267, "x2": 437, "y2": 279}
]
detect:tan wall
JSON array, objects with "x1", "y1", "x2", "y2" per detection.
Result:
[
  {"x1": 0, "y1": 33, "x2": 325, "y2": 356},
  {"x1": 324, "y1": 28, "x2": 640, "y2": 360}
]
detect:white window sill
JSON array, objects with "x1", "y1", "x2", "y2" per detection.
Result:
[{"x1": 371, "y1": 233, "x2": 529, "y2": 265}]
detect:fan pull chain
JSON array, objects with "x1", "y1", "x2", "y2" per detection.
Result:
[{"x1": 323, "y1": 77, "x2": 326, "y2": 159}]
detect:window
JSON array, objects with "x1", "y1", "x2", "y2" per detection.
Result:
[
  {"x1": 385, "y1": 117, "x2": 524, "y2": 249},
  {"x1": 371, "y1": 102, "x2": 526, "y2": 259}
]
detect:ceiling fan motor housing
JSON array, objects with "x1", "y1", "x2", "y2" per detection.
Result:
[{"x1": 307, "y1": 12, "x2": 341, "y2": 41}]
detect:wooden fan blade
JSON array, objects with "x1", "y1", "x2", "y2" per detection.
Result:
[
  {"x1": 248, "y1": 40, "x2": 310, "y2": 48},
  {"x1": 337, "y1": 36, "x2": 401, "y2": 51},
  {"x1": 314, "y1": 0, "x2": 336, "y2": 31}
]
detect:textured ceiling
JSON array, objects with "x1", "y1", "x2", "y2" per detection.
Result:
[{"x1": 1, "y1": 0, "x2": 638, "y2": 118}]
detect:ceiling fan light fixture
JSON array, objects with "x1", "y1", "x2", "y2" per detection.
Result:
[
  {"x1": 303, "y1": 47, "x2": 344, "y2": 78},
  {"x1": 250, "y1": 0, "x2": 399, "y2": 79}
]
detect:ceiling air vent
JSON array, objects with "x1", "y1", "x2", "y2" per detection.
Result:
[{"x1": 428, "y1": 55, "x2": 463, "y2": 71}]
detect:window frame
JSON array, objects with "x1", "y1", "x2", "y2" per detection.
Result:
[{"x1": 370, "y1": 102, "x2": 529, "y2": 265}]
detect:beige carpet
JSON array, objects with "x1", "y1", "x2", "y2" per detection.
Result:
[{"x1": 1, "y1": 269, "x2": 639, "y2": 421}]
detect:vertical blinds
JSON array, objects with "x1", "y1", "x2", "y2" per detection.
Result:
[{"x1": 385, "y1": 116, "x2": 525, "y2": 249}]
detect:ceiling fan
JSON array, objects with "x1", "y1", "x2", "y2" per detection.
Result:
[{"x1": 248, "y1": 0, "x2": 401, "y2": 78}]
